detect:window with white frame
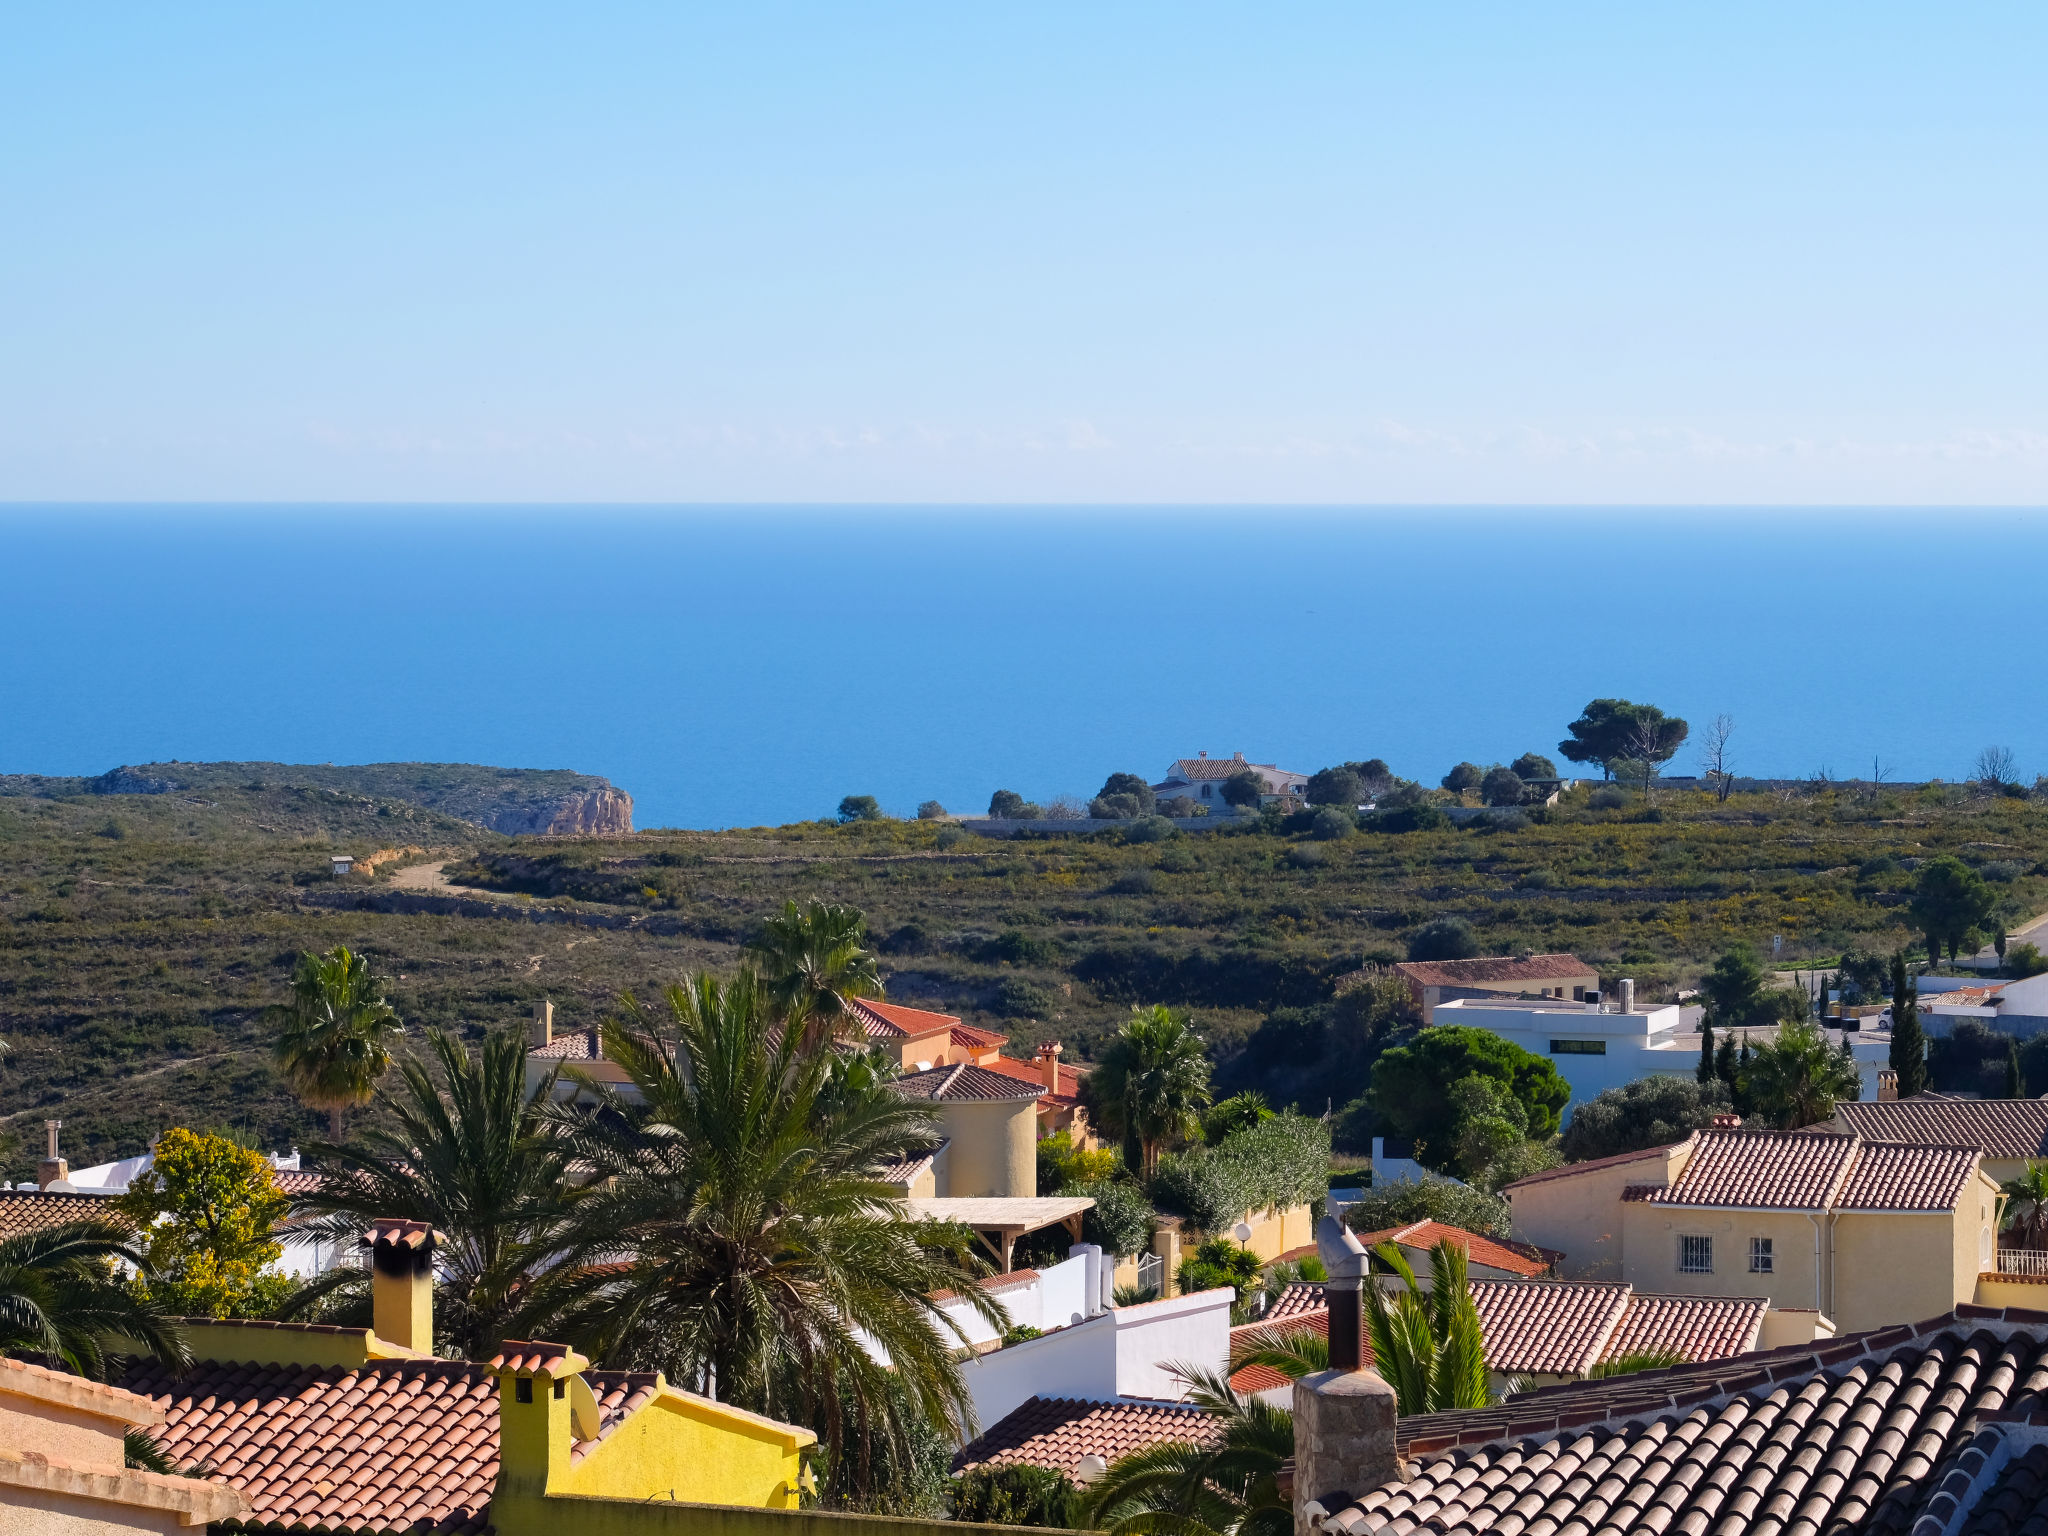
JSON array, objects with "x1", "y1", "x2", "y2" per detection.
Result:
[
  {"x1": 1679, "y1": 1234, "x2": 1713, "y2": 1274},
  {"x1": 1749, "y1": 1236, "x2": 1773, "y2": 1273}
]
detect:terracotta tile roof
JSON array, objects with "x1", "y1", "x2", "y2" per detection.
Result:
[
  {"x1": 1500, "y1": 1139, "x2": 1688, "y2": 1191},
  {"x1": 1163, "y1": 756, "x2": 1301, "y2": 784},
  {"x1": 1835, "y1": 1139, "x2": 1984, "y2": 1211},
  {"x1": 1267, "y1": 1281, "x2": 1328, "y2": 1320},
  {"x1": 531, "y1": 1028, "x2": 607, "y2": 1061},
  {"x1": 116, "y1": 1353, "x2": 660, "y2": 1535},
  {"x1": 1230, "y1": 1309, "x2": 1330, "y2": 1394},
  {"x1": 1836, "y1": 1098, "x2": 2048, "y2": 1160},
  {"x1": 950, "y1": 1022, "x2": 1009, "y2": 1054},
  {"x1": 1329, "y1": 1308, "x2": 2048, "y2": 1536},
  {"x1": 272, "y1": 1170, "x2": 326, "y2": 1196},
  {"x1": 880, "y1": 1140, "x2": 946, "y2": 1186},
  {"x1": 490, "y1": 1340, "x2": 584, "y2": 1375},
  {"x1": 977, "y1": 1054, "x2": 1086, "y2": 1104},
  {"x1": 894, "y1": 1062, "x2": 1045, "y2": 1103},
  {"x1": 1394, "y1": 953, "x2": 1593, "y2": 990},
  {"x1": 0, "y1": 1190, "x2": 127, "y2": 1238},
  {"x1": 1596, "y1": 1291, "x2": 1766, "y2": 1365},
  {"x1": 849, "y1": 998, "x2": 961, "y2": 1040},
  {"x1": 1651, "y1": 1128, "x2": 1860, "y2": 1209},
  {"x1": 1351, "y1": 1220, "x2": 1561, "y2": 1278},
  {"x1": 1961, "y1": 1441, "x2": 2048, "y2": 1536},
  {"x1": 952, "y1": 1396, "x2": 1222, "y2": 1474},
  {"x1": 366, "y1": 1218, "x2": 441, "y2": 1251}
]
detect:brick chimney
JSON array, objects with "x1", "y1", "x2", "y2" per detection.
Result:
[
  {"x1": 365, "y1": 1220, "x2": 441, "y2": 1353},
  {"x1": 1036, "y1": 1040, "x2": 1063, "y2": 1094},
  {"x1": 37, "y1": 1119, "x2": 67, "y2": 1191},
  {"x1": 529, "y1": 999, "x2": 553, "y2": 1050},
  {"x1": 1293, "y1": 1216, "x2": 1398, "y2": 1534}
]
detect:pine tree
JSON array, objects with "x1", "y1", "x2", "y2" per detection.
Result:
[
  {"x1": 1890, "y1": 951, "x2": 1928, "y2": 1099},
  {"x1": 1697, "y1": 1022, "x2": 1716, "y2": 1085},
  {"x1": 2007, "y1": 1039, "x2": 2023, "y2": 1100}
]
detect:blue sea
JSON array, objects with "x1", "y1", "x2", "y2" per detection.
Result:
[{"x1": 2, "y1": 507, "x2": 2042, "y2": 830}]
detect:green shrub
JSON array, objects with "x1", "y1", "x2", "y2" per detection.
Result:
[
  {"x1": 1341, "y1": 1176, "x2": 1512, "y2": 1239},
  {"x1": 1562, "y1": 1076, "x2": 1732, "y2": 1163},
  {"x1": 1370, "y1": 803, "x2": 1449, "y2": 833},
  {"x1": 991, "y1": 976, "x2": 1056, "y2": 1018},
  {"x1": 1125, "y1": 815, "x2": 1178, "y2": 844},
  {"x1": 1077, "y1": 1178, "x2": 1155, "y2": 1257},
  {"x1": 1310, "y1": 806, "x2": 1355, "y2": 842},
  {"x1": 1150, "y1": 1113, "x2": 1329, "y2": 1231},
  {"x1": 1176, "y1": 1237, "x2": 1261, "y2": 1304},
  {"x1": 1407, "y1": 917, "x2": 1478, "y2": 962},
  {"x1": 948, "y1": 1465, "x2": 1081, "y2": 1528}
]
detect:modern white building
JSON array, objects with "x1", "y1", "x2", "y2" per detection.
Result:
[{"x1": 1433, "y1": 990, "x2": 1895, "y2": 1120}]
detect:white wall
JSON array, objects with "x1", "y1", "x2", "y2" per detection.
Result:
[
  {"x1": 1112, "y1": 1287, "x2": 1234, "y2": 1402},
  {"x1": 1432, "y1": 998, "x2": 1696, "y2": 1123}
]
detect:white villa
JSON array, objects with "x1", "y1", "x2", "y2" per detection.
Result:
[{"x1": 1151, "y1": 752, "x2": 1309, "y2": 811}]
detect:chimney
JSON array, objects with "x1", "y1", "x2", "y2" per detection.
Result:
[
  {"x1": 1619, "y1": 978, "x2": 1635, "y2": 1014},
  {"x1": 1711, "y1": 1113, "x2": 1743, "y2": 1129},
  {"x1": 490, "y1": 1341, "x2": 604, "y2": 1503},
  {"x1": 1293, "y1": 1216, "x2": 1398, "y2": 1535},
  {"x1": 365, "y1": 1220, "x2": 441, "y2": 1353},
  {"x1": 37, "y1": 1120, "x2": 68, "y2": 1191},
  {"x1": 1037, "y1": 1040, "x2": 1063, "y2": 1094},
  {"x1": 530, "y1": 999, "x2": 554, "y2": 1050}
]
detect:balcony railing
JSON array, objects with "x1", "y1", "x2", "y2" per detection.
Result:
[{"x1": 1996, "y1": 1248, "x2": 2048, "y2": 1277}]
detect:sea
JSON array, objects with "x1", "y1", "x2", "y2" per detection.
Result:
[{"x1": 1, "y1": 506, "x2": 2042, "y2": 830}]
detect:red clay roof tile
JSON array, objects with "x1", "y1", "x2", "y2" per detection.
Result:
[{"x1": 952, "y1": 1396, "x2": 1222, "y2": 1474}]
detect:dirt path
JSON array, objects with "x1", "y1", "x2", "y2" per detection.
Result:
[{"x1": 386, "y1": 858, "x2": 508, "y2": 901}]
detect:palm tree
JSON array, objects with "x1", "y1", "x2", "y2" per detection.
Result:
[
  {"x1": 1228, "y1": 1320, "x2": 1330, "y2": 1382},
  {"x1": 543, "y1": 970, "x2": 1004, "y2": 1503},
  {"x1": 284, "y1": 1028, "x2": 579, "y2": 1359},
  {"x1": 270, "y1": 945, "x2": 404, "y2": 1137},
  {"x1": 1745, "y1": 1016, "x2": 1861, "y2": 1130},
  {"x1": 0, "y1": 1221, "x2": 189, "y2": 1378},
  {"x1": 2001, "y1": 1162, "x2": 2048, "y2": 1250},
  {"x1": 1086, "y1": 1005, "x2": 1213, "y2": 1178},
  {"x1": 744, "y1": 900, "x2": 885, "y2": 1043},
  {"x1": 1363, "y1": 1239, "x2": 1489, "y2": 1415},
  {"x1": 1080, "y1": 1365, "x2": 1293, "y2": 1536}
]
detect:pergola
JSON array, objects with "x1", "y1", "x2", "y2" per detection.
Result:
[{"x1": 905, "y1": 1195, "x2": 1096, "y2": 1272}]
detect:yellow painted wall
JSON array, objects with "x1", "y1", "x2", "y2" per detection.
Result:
[
  {"x1": 1829, "y1": 1210, "x2": 1975, "y2": 1333},
  {"x1": 499, "y1": 1493, "x2": 1072, "y2": 1536},
  {"x1": 1620, "y1": 1205, "x2": 1821, "y2": 1311},
  {"x1": 938, "y1": 1099, "x2": 1037, "y2": 1198},
  {"x1": 1512, "y1": 1142, "x2": 1692, "y2": 1279},
  {"x1": 1975, "y1": 1274, "x2": 2048, "y2": 1309},
  {"x1": 1237, "y1": 1204, "x2": 1314, "y2": 1262}
]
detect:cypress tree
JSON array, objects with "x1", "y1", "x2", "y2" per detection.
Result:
[
  {"x1": 1698, "y1": 1021, "x2": 1716, "y2": 1085},
  {"x1": 2007, "y1": 1038, "x2": 2024, "y2": 1099},
  {"x1": 1891, "y1": 950, "x2": 1928, "y2": 1099}
]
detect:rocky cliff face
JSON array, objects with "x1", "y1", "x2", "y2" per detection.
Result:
[{"x1": 482, "y1": 786, "x2": 634, "y2": 837}]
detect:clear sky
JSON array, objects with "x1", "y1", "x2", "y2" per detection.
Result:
[{"x1": 3, "y1": 5, "x2": 2045, "y2": 504}]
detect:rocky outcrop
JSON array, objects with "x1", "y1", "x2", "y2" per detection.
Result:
[
  {"x1": 88, "y1": 767, "x2": 183, "y2": 795},
  {"x1": 478, "y1": 787, "x2": 634, "y2": 837}
]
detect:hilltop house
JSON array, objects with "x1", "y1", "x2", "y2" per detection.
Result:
[
  {"x1": 1504, "y1": 1125, "x2": 2000, "y2": 1332},
  {"x1": 1394, "y1": 952, "x2": 1601, "y2": 1022},
  {"x1": 1151, "y1": 752, "x2": 1309, "y2": 812},
  {"x1": 108, "y1": 1222, "x2": 819, "y2": 1536}
]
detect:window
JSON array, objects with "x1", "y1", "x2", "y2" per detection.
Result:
[
  {"x1": 1679, "y1": 1235, "x2": 1713, "y2": 1274},
  {"x1": 1550, "y1": 1039, "x2": 1606, "y2": 1055},
  {"x1": 1572, "y1": 987, "x2": 1588, "y2": 1001},
  {"x1": 1749, "y1": 1237, "x2": 1773, "y2": 1274},
  {"x1": 515, "y1": 1378, "x2": 533, "y2": 1404},
  {"x1": 1201, "y1": 784, "x2": 1212, "y2": 799}
]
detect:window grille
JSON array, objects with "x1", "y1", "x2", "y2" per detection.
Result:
[
  {"x1": 1749, "y1": 1237, "x2": 1773, "y2": 1273},
  {"x1": 1679, "y1": 1235, "x2": 1713, "y2": 1274}
]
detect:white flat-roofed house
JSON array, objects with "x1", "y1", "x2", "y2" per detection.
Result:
[{"x1": 1431, "y1": 993, "x2": 1701, "y2": 1124}]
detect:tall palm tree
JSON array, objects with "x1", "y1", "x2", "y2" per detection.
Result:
[
  {"x1": 1363, "y1": 1238, "x2": 1489, "y2": 1416},
  {"x1": 285, "y1": 1028, "x2": 579, "y2": 1359},
  {"x1": 1086, "y1": 1005, "x2": 1213, "y2": 1178},
  {"x1": 2001, "y1": 1162, "x2": 2048, "y2": 1250},
  {"x1": 1080, "y1": 1365, "x2": 1293, "y2": 1536},
  {"x1": 543, "y1": 970, "x2": 1004, "y2": 1503},
  {"x1": 744, "y1": 900, "x2": 885, "y2": 1043},
  {"x1": 1745, "y1": 1016, "x2": 1861, "y2": 1130},
  {"x1": 0, "y1": 1221, "x2": 189, "y2": 1378},
  {"x1": 270, "y1": 945, "x2": 404, "y2": 1137}
]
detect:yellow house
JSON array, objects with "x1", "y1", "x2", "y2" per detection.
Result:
[
  {"x1": 894, "y1": 1062, "x2": 1045, "y2": 1198},
  {"x1": 1828, "y1": 1097, "x2": 2048, "y2": 1187},
  {"x1": 1508, "y1": 1127, "x2": 2000, "y2": 1334},
  {"x1": 113, "y1": 1221, "x2": 826, "y2": 1536}
]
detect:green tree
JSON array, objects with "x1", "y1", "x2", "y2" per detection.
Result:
[
  {"x1": 1908, "y1": 856, "x2": 1996, "y2": 962},
  {"x1": 1080, "y1": 1366, "x2": 1293, "y2": 1536},
  {"x1": 1367, "y1": 1027, "x2": 1570, "y2": 1168},
  {"x1": 1479, "y1": 766, "x2": 1526, "y2": 807},
  {"x1": 2000, "y1": 1162, "x2": 2048, "y2": 1249},
  {"x1": 1406, "y1": 916, "x2": 1479, "y2": 962},
  {"x1": 1202, "y1": 1091, "x2": 1274, "y2": 1144},
  {"x1": 1558, "y1": 699, "x2": 1689, "y2": 780},
  {"x1": 1092, "y1": 773, "x2": 1158, "y2": 820},
  {"x1": 987, "y1": 789, "x2": 1039, "y2": 820},
  {"x1": 1305, "y1": 766, "x2": 1366, "y2": 807},
  {"x1": 0, "y1": 1221, "x2": 189, "y2": 1378},
  {"x1": 744, "y1": 899, "x2": 884, "y2": 1042},
  {"x1": 1697, "y1": 1022, "x2": 1716, "y2": 1085},
  {"x1": 915, "y1": 800, "x2": 947, "y2": 820},
  {"x1": 2009, "y1": 942, "x2": 2048, "y2": 979},
  {"x1": 1891, "y1": 951, "x2": 1928, "y2": 1098},
  {"x1": 1341, "y1": 1177, "x2": 1511, "y2": 1239},
  {"x1": 1699, "y1": 948, "x2": 1770, "y2": 1030},
  {"x1": 1220, "y1": 771, "x2": 1265, "y2": 811},
  {"x1": 1441, "y1": 762, "x2": 1483, "y2": 795},
  {"x1": 287, "y1": 1028, "x2": 578, "y2": 1360},
  {"x1": 270, "y1": 945, "x2": 403, "y2": 1138},
  {"x1": 1510, "y1": 753, "x2": 1558, "y2": 781},
  {"x1": 1308, "y1": 806, "x2": 1355, "y2": 841},
  {"x1": 836, "y1": 794, "x2": 883, "y2": 823},
  {"x1": 1362, "y1": 1238, "x2": 1490, "y2": 1415},
  {"x1": 1083, "y1": 1005, "x2": 1214, "y2": 1178},
  {"x1": 2009, "y1": 1039, "x2": 2025, "y2": 1099},
  {"x1": 113, "y1": 1127, "x2": 293, "y2": 1320},
  {"x1": 1560, "y1": 1076, "x2": 1732, "y2": 1162},
  {"x1": 545, "y1": 970, "x2": 1002, "y2": 1503},
  {"x1": 1745, "y1": 1017, "x2": 1861, "y2": 1129}
]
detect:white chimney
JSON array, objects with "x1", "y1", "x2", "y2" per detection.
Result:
[
  {"x1": 530, "y1": 1000, "x2": 554, "y2": 1049},
  {"x1": 1620, "y1": 978, "x2": 1635, "y2": 1014}
]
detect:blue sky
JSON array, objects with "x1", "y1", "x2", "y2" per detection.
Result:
[{"x1": 3, "y1": 5, "x2": 2045, "y2": 504}]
